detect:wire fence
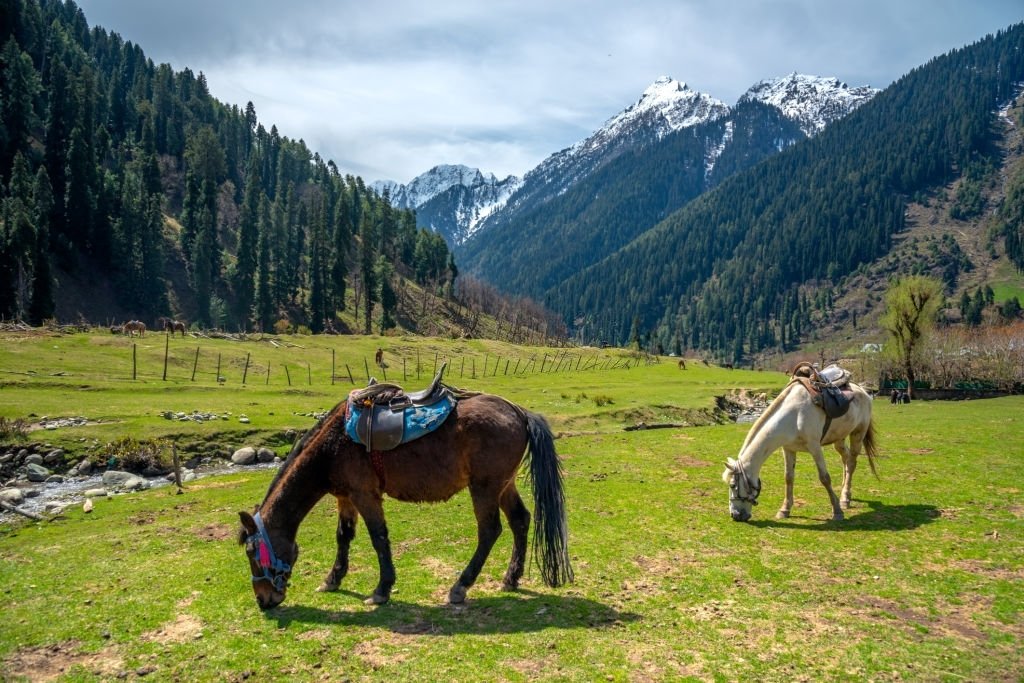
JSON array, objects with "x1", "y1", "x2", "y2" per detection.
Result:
[{"x1": 123, "y1": 338, "x2": 660, "y2": 387}]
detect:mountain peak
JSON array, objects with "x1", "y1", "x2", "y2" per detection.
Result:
[{"x1": 740, "y1": 73, "x2": 879, "y2": 135}]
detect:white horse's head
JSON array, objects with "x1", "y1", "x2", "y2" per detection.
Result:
[{"x1": 723, "y1": 457, "x2": 761, "y2": 522}]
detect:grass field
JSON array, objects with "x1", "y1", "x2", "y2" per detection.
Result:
[{"x1": 0, "y1": 331, "x2": 1021, "y2": 681}]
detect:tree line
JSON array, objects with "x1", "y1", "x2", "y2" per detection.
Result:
[
  {"x1": 547, "y1": 23, "x2": 1024, "y2": 362},
  {"x1": 0, "y1": 0, "x2": 458, "y2": 334}
]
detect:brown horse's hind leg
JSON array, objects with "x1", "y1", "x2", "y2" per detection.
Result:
[
  {"x1": 318, "y1": 496, "x2": 358, "y2": 592},
  {"x1": 499, "y1": 482, "x2": 531, "y2": 591},
  {"x1": 449, "y1": 487, "x2": 503, "y2": 604}
]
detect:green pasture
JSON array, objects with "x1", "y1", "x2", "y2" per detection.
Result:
[{"x1": 0, "y1": 331, "x2": 1021, "y2": 681}]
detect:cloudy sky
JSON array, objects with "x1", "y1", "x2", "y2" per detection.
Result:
[{"x1": 76, "y1": 1, "x2": 1022, "y2": 184}]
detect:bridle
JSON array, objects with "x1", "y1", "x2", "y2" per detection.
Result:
[
  {"x1": 244, "y1": 511, "x2": 292, "y2": 593},
  {"x1": 727, "y1": 459, "x2": 761, "y2": 506}
]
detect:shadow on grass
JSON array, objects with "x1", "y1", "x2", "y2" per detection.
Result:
[
  {"x1": 266, "y1": 588, "x2": 640, "y2": 634},
  {"x1": 748, "y1": 499, "x2": 939, "y2": 532}
]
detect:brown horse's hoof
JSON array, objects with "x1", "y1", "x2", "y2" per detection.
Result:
[
  {"x1": 364, "y1": 593, "x2": 389, "y2": 605},
  {"x1": 448, "y1": 584, "x2": 467, "y2": 604}
]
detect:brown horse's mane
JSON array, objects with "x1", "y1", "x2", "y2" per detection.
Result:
[{"x1": 260, "y1": 398, "x2": 347, "y2": 508}]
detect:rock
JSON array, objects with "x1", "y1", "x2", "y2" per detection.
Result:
[
  {"x1": 0, "y1": 488, "x2": 25, "y2": 505},
  {"x1": 238, "y1": 416, "x2": 250, "y2": 424},
  {"x1": 0, "y1": 452, "x2": 12, "y2": 464},
  {"x1": 83, "y1": 488, "x2": 108, "y2": 498},
  {"x1": 26, "y1": 463, "x2": 51, "y2": 482},
  {"x1": 44, "y1": 449, "x2": 64, "y2": 465},
  {"x1": 181, "y1": 471, "x2": 197, "y2": 483},
  {"x1": 256, "y1": 448, "x2": 276, "y2": 463},
  {"x1": 122, "y1": 475, "x2": 149, "y2": 492},
  {"x1": 102, "y1": 470, "x2": 137, "y2": 487},
  {"x1": 141, "y1": 465, "x2": 164, "y2": 478},
  {"x1": 24, "y1": 453, "x2": 44, "y2": 466},
  {"x1": 77, "y1": 459, "x2": 93, "y2": 476},
  {"x1": 83, "y1": 498, "x2": 93, "y2": 513},
  {"x1": 44, "y1": 502, "x2": 65, "y2": 515},
  {"x1": 45, "y1": 474, "x2": 65, "y2": 484},
  {"x1": 231, "y1": 447, "x2": 256, "y2": 466}
]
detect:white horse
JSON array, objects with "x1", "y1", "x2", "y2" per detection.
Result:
[{"x1": 722, "y1": 374, "x2": 878, "y2": 522}]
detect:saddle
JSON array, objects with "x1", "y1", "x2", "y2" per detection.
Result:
[
  {"x1": 344, "y1": 364, "x2": 457, "y2": 451},
  {"x1": 790, "y1": 362, "x2": 855, "y2": 441}
]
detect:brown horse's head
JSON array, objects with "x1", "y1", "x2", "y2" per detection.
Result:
[{"x1": 238, "y1": 510, "x2": 299, "y2": 609}]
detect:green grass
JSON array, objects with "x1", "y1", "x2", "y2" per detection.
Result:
[{"x1": 0, "y1": 331, "x2": 1021, "y2": 681}]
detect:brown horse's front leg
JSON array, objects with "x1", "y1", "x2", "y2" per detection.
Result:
[
  {"x1": 353, "y1": 493, "x2": 395, "y2": 605},
  {"x1": 318, "y1": 496, "x2": 358, "y2": 592}
]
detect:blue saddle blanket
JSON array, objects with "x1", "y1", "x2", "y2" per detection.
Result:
[{"x1": 345, "y1": 392, "x2": 456, "y2": 451}]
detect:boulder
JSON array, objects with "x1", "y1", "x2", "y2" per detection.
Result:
[
  {"x1": 24, "y1": 453, "x2": 44, "y2": 466},
  {"x1": 44, "y1": 449, "x2": 64, "y2": 465},
  {"x1": 0, "y1": 488, "x2": 25, "y2": 505},
  {"x1": 26, "y1": 463, "x2": 51, "y2": 482},
  {"x1": 83, "y1": 488, "x2": 108, "y2": 498},
  {"x1": 102, "y1": 470, "x2": 137, "y2": 487},
  {"x1": 76, "y1": 459, "x2": 93, "y2": 476},
  {"x1": 231, "y1": 447, "x2": 256, "y2": 466},
  {"x1": 256, "y1": 448, "x2": 276, "y2": 463}
]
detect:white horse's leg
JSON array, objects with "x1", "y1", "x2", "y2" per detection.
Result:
[
  {"x1": 777, "y1": 448, "x2": 797, "y2": 519},
  {"x1": 835, "y1": 440, "x2": 855, "y2": 509},
  {"x1": 808, "y1": 442, "x2": 844, "y2": 521}
]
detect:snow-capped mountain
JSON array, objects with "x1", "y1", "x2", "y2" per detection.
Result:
[
  {"x1": 372, "y1": 165, "x2": 520, "y2": 244},
  {"x1": 740, "y1": 73, "x2": 879, "y2": 136},
  {"x1": 386, "y1": 74, "x2": 876, "y2": 254}
]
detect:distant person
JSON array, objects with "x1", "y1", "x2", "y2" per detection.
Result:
[
  {"x1": 890, "y1": 389, "x2": 899, "y2": 405},
  {"x1": 375, "y1": 348, "x2": 384, "y2": 367}
]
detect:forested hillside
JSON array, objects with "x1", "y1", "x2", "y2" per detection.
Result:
[
  {"x1": 0, "y1": 0, "x2": 456, "y2": 333},
  {"x1": 458, "y1": 99, "x2": 805, "y2": 298},
  {"x1": 549, "y1": 24, "x2": 1024, "y2": 360}
]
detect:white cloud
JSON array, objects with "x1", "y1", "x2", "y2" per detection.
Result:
[{"x1": 77, "y1": 0, "x2": 1024, "y2": 183}]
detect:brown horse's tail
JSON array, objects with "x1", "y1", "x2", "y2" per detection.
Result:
[
  {"x1": 863, "y1": 417, "x2": 880, "y2": 479},
  {"x1": 524, "y1": 410, "x2": 574, "y2": 587}
]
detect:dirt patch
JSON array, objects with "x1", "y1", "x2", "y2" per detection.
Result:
[
  {"x1": 504, "y1": 653, "x2": 558, "y2": 679},
  {"x1": 855, "y1": 596, "x2": 994, "y2": 641},
  {"x1": 674, "y1": 454, "x2": 712, "y2": 468},
  {"x1": 141, "y1": 613, "x2": 204, "y2": 645},
  {"x1": 2, "y1": 641, "x2": 122, "y2": 682},
  {"x1": 907, "y1": 448, "x2": 935, "y2": 455},
  {"x1": 950, "y1": 559, "x2": 1024, "y2": 582},
  {"x1": 195, "y1": 522, "x2": 234, "y2": 541}
]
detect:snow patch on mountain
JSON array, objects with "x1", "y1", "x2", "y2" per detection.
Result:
[{"x1": 740, "y1": 73, "x2": 878, "y2": 136}]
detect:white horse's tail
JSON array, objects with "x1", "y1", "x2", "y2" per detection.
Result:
[{"x1": 863, "y1": 417, "x2": 879, "y2": 479}]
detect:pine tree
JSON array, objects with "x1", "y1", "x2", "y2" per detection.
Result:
[
  {"x1": 255, "y1": 194, "x2": 274, "y2": 332},
  {"x1": 233, "y1": 158, "x2": 260, "y2": 329},
  {"x1": 28, "y1": 165, "x2": 54, "y2": 323},
  {"x1": 377, "y1": 255, "x2": 397, "y2": 334}
]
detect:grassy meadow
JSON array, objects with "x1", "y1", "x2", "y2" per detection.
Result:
[{"x1": 0, "y1": 329, "x2": 1021, "y2": 681}]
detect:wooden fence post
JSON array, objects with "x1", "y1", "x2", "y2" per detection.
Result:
[
  {"x1": 331, "y1": 349, "x2": 336, "y2": 385},
  {"x1": 191, "y1": 346, "x2": 200, "y2": 381},
  {"x1": 242, "y1": 352, "x2": 251, "y2": 384},
  {"x1": 284, "y1": 364, "x2": 292, "y2": 386},
  {"x1": 162, "y1": 334, "x2": 169, "y2": 381},
  {"x1": 132, "y1": 343, "x2": 137, "y2": 380}
]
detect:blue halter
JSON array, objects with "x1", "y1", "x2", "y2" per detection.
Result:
[{"x1": 247, "y1": 511, "x2": 291, "y2": 592}]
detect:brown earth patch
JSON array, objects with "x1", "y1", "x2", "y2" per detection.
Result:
[
  {"x1": 907, "y1": 448, "x2": 935, "y2": 455},
  {"x1": 504, "y1": 653, "x2": 558, "y2": 679},
  {"x1": 675, "y1": 454, "x2": 712, "y2": 467},
  {"x1": 195, "y1": 522, "x2": 234, "y2": 541},
  {"x1": 141, "y1": 613, "x2": 204, "y2": 645},
  {"x1": 950, "y1": 559, "x2": 1024, "y2": 582},
  {"x1": 296, "y1": 628, "x2": 332, "y2": 642},
  {"x1": 2, "y1": 641, "x2": 123, "y2": 682},
  {"x1": 855, "y1": 596, "x2": 995, "y2": 641}
]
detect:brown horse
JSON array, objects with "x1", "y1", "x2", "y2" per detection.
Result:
[
  {"x1": 158, "y1": 317, "x2": 187, "y2": 336},
  {"x1": 237, "y1": 393, "x2": 573, "y2": 610},
  {"x1": 121, "y1": 320, "x2": 146, "y2": 337}
]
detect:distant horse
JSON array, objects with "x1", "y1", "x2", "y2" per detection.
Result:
[
  {"x1": 677, "y1": 359, "x2": 686, "y2": 370},
  {"x1": 722, "y1": 368, "x2": 878, "y2": 522},
  {"x1": 374, "y1": 347, "x2": 384, "y2": 367},
  {"x1": 237, "y1": 393, "x2": 573, "y2": 610},
  {"x1": 158, "y1": 316, "x2": 187, "y2": 337},
  {"x1": 121, "y1": 320, "x2": 146, "y2": 337}
]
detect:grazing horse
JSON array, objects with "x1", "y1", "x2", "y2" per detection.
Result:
[
  {"x1": 722, "y1": 372, "x2": 878, "y2": 522},
  {"x1": 121, "y1": 320, "x2": 146, "y2": 337},
  {"x1": 158, "y1": 317, "x2": 187, "y2": 336},
  {"x1": 374, "y1": 347, "x2": 384, "y2": 367},
  {"x1": 237, "y1": 393, "x2": 573, "y2": 610}
]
